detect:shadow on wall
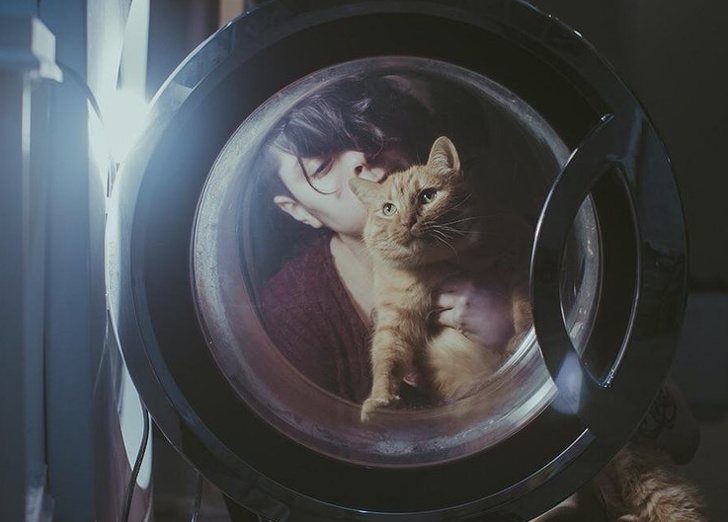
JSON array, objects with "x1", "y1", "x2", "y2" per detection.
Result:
[{"x1": 528, "y1": 0, "x2": 728, "y2": 286}]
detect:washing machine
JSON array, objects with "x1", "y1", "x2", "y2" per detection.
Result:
[{"x1": 107, "y1": 1, "x2": 687, "y2": 520}]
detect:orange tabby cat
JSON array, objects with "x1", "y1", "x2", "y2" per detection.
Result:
[
  {"x1": 350, "y1": 136, "x2": 533, "y2": 421},
  {"x1": 599, "y1": 440, "x2": 705, "y2": 522}
]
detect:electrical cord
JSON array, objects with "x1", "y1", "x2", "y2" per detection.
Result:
[
  {"x1": 190, "y1": 472, "x2": 204, "y2": 522},
  {"x1": 56, "y1": 60, "x2": 118, "y2": 197},
  {"x1": 121, "y1": 400, "x2": 151, "y2": 522},
  {"x1": 56, "y1": 62, "x2": 103, "y2": 118}
]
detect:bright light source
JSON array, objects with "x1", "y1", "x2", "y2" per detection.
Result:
[
  {"x1": 88, "y1": 88, "x2": 149, "y2": 173},
  {"x1": 105, "y1": 88, "x2": 149, "y2": 164},
  {"x1": 552, "y1": 351, "x2": 583, "y2": 415},
  {"x1": 87, "y1": 0, "x2": 150, "y2": 169}
]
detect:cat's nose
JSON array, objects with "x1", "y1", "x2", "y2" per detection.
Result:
[{"x1": 400, "y1": 215, "x2": 416, "y2": 229}]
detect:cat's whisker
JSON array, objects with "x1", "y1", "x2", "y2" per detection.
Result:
[
  {"x1": 438, "y1": 216, "x2": 481, "y2": 227},
  {"x1": 432, "y1": 237, "x2": 458, "y2": 256},
  {"x1": 434, "y1": 223, "x2": 479, "y2": 235},
  {"x1": 447, "y1": 194, "x2": 474, "y2": 211},
  {"x1": 428, "y1": 229, "x2": 459, "y2": 255},
  {"x1": 453, "y1": 210, "x2": 519, "y2": 222},
  {"x1": 431, "y1": 224, "x2": 480, "y2": 237}
]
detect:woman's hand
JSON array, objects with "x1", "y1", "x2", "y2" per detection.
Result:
[{"x1": 433, "y1": 274, "x2": 515, "y2": 348}]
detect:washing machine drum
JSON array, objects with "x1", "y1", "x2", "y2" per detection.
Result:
[{"x1": 108, "y1": 1, "x2": 687, "y2": 520}]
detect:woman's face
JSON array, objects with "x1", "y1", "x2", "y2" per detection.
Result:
[{"x1": 275, "y1": 149, "x2": 387, "y2": 237}]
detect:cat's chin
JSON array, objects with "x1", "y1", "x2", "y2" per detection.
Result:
[
  {"x1": 376, "y1": 248, "x2": 420, "y2": 266},
  {"x1": 377, "y1": 241, "x2": 449, "y2": 267}
]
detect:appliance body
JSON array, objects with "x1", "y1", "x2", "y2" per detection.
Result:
[{"x1": 107, "y1": 1, "x2": 686, "y2": 520}]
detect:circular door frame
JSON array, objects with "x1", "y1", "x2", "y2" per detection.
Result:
[{"x1": 107, "y1": 1, "x2": 687, "y2": 520}]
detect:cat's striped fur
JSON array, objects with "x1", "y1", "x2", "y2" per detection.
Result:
[
  {"x1": 599, "y1": 441, "x2": 705, "y2": 522},
  {"x1": 350, "y1": 136, "x2": 532, "y2": 421}
]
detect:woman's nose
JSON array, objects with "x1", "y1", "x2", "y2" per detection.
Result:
[{"x1": 355, "y1": 164, "x2": 386, "y2": 183}]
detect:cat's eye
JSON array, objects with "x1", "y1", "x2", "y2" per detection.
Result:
[
  {"x1": 419, "y1": 188, "x2": 437, "y2": 204},
  {"x1": 382, "y1": 202, "x2": 397, "y2": 216}
]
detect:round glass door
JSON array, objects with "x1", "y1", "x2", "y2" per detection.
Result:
[
  {"x1": 191, "y1": 57, "x2": 601, "y2": 467},
  {"x1": 107, "y1": 1, "x2": 687, "y2": 520}
]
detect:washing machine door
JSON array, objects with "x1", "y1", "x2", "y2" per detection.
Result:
[{"x1": 107, "y1": 1, "x2": 687, "y2": 520}]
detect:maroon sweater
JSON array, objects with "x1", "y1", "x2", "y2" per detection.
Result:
[{"x1": 259, "y1": 234, "x2": 373, "y2": 403}]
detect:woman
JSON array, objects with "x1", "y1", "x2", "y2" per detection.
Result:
[{"x1": 256, "y1": 74, "x2": 515, "y2": 404}]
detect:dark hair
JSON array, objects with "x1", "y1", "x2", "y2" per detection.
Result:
[
  {"x1": 268, "y1": 75, "x2": 435, "y2": 189},
  {"x1": 247, "y1": 74, "x2": 436, "y2": 284}
]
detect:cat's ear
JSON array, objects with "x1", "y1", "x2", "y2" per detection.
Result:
[
  {"x1": 427, "y1": 136, "x2": 461, "y2": 174},
  {"x1": 349, "y1": 177, "x2": 383, "y2": 206},
  {"x1": 273, "y1": 195, "x2": 324, "y2": 229}
]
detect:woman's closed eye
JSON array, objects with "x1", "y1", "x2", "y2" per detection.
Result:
[{"x1": 306, "y1": 157, "x2": 334, "y2": 179}]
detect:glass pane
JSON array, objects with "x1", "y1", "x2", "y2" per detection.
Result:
[
  {"x1": 562, "y1": 166, "x2": 635, "y2": 385},
  {"x1": 560, "y1": 198, "x2": 601, "y2": 354},
  {"x1": 191, "y1": 57, "x2": 599, "y2": 466}
]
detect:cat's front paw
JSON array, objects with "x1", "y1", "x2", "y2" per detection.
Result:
[{"x1": 360, "y1": 395, "x2": 399, "y2": 423}]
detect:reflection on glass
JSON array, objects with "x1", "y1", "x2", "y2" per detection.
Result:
[
  {"x1": 564, "y1": 166, "x2": 636, "y2": 386},
  {"x1": 561, "y1": 199, "x2": 601, "y2": 353},
  {"x1": 192, "y1": 58, "x2": 599, "y2": 467}
]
